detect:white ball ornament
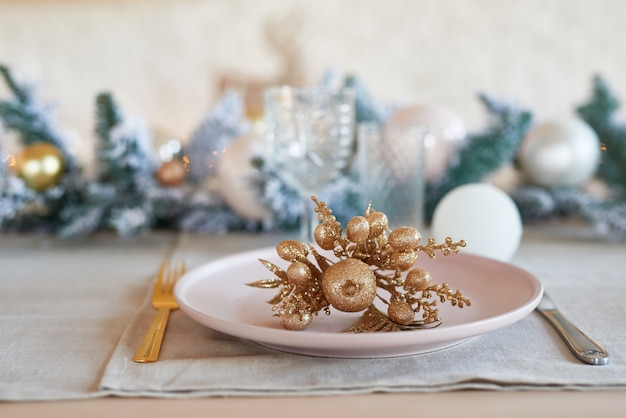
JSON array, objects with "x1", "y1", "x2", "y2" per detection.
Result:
[
  {"x1": 431, "y1": 183, "x2": 522, "y2": 262},
  {"x1": 216, "y1": 132, "x2": 270, "y2": 221},
  {"x1": 519, "y1": 118, "x2": 600, "y2": 188},
  {"x1": 387, "y1": 105, "x2": 466, "y2": 182}
]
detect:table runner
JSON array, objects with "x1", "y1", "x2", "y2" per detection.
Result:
[
  {"x1": 1, "y1": 228, "x2": 625, "y2": 401},
  {"x1": 0, "y1": 232, "x2": 179, "y2": 401},
  {"x1": 100, "y1": 230, "x2": 626, "y2": 397}
]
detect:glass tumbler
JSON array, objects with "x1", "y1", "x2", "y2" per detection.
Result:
[{"x1": 357, "y1": 122, "x2": 427, "y2": 231}]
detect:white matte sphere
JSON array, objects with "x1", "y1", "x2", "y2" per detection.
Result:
[
  {"x1": 387, "y1": 105, "x2": 466, "y2": 182},
  {"x1": 216, "y1": 132, "x2": 270, "y2": 221},
  {"x1": 519, "y1": 118, "x2": 600, "y2": 188},
  {"x1": 431, "y1": 183, "x2": 522, "y2": 261}
]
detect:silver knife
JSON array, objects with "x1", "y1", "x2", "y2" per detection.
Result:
[{"x1": 536, "y1": 292, "x2": 609, "y2": 365}]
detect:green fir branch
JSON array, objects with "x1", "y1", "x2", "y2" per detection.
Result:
[
  {"x1": 0, "y1": 64, "x2": 30, "y2": 103},
  {"x1": 0, "y1": 64, "x2": 77, "y2": 171},
  {"x1": 577, "y1": 76, "x2": 626, "y2": 190},
  {"x1": 95, "y1": 92, "x2": 123, "y2": 143},
  {"x1": 425, "y1": 94, "x2": 533, "y2": 220},
  {"x1": 94, "y1": 92, "x2": 152, "y2": 193}
]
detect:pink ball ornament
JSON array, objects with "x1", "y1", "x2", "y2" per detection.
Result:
[
  {"x1": 518, "y1": 118, "x2": 600, "y2": 188},
  {"x1": 216, "y1": 132, "x2": 270, "y2": 221},
  {"x1": 387, "y1": 105, "x2": 466, "y2": 182}
]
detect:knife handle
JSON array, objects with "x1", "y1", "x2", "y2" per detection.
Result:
[{"x1": 539, "y1": 309, "x2": 609, "y2": 365}]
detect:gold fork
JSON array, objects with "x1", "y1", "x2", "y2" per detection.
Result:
[{"x1": 133, "y1": 261, "x2": 185, "y2": 363}]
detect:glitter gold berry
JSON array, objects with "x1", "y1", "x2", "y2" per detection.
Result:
[{"x1": 322, "y1": 258, "x2": 377, "y2": 312}]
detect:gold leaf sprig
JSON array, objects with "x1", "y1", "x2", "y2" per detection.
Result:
[{"x1": 247, "y1": 196, "x2": 471, "y2": 332}]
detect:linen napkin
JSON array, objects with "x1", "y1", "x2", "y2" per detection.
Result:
[
  {"x1": 0, "y1": 231, "x2": 178, "y2": 401},
  {"x1": 99, "y1": 230, "x2": 626, "y2": 397}
]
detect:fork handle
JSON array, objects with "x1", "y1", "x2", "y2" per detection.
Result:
[{"x1": 133, "y1": 307, "x2": 172, "y2": 363}]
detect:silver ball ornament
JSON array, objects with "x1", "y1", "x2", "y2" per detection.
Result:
[{"x1": 519, "y1": 118, "x2": 600, "y2": 188}]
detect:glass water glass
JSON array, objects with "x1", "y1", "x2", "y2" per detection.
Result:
[{"x1": 264, "y1": 85, "x2": 355, "y2": 242}]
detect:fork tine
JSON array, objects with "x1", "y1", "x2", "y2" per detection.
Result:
[
  {"x1": 159, "y1": 260, "x2": 184, "y2": 294},
  {"x1": 173, "y1": 261, "x2": 185, "y2": 291},
  {"x1": 165, "y1": 261, "x2": 174, "y2": 294},
  {"x1": 162, "y1": 262, "x2": 171, "y2": 293},
  {"x1": 153, "y1": 261, "x2": 167, "y2": 295}
]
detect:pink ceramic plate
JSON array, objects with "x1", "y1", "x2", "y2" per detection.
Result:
[{"x1": 175, "y1": 247, "x2": 543, "y2": 358}]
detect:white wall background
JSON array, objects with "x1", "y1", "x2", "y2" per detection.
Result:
[{"x1": 1, "y1": 0, "x2": 624, "y2": 163}]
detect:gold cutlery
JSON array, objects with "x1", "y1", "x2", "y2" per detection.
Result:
[
  {"x1": 536, "y1": 292, "x2": 609, "y2": 365},
  {"x1": 133, "y1": 261, "x2": 185, "y2": 363}
]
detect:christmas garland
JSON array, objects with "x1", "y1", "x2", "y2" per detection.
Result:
[{"x1": 1, "y1": 64, "x2": 625, "y2": 239}]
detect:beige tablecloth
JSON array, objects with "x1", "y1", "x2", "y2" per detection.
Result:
[{"x1": 1, "y1": 227, "x2": 625, "y2": 401}]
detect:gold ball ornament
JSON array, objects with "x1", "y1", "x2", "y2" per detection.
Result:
[
  {"x1": 322, "y1": 258, "x2": 376, "y2": 312},
  {"x1": 156, "y1": 159, "x2": 187, "y2": 187},
  {"x1": 15, "y1": 143, "x2": 65, "y2": 191}
]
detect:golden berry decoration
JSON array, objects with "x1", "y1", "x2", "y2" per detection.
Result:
[
  {"x1": 247, "y1": 196, "x2": 470, "y2": 332},
  {"x1": 346, "y1": 216, "x2": 370, "y2": 244},
  {"x1": 276, "y1": 240, "x2": 308, "y2": 262},
  {"x1": 404, "y1": 268, "x2": 432, "y2": 293},
  {"x1": 322, "y1": 258, "x2": 376, "y2": 312},
  {"x1": 389, "y1": 250, "x2": 419, "y2": 271},
  {"x1": 287, "y1": 261, "x2": 312, "y2": 287},
  {"x1": 281, "y1": 312, "x2": 313, "y2": 331},
  {"x1": 388, "y1": 298, "x2": 415, "y2": 325},
  {"x1": 366, "y1": 210, "x2": 388, "y2": 237},
  {"x1": 313, "y1": 197, "x2": 343, "y2": 250},
  {"x1": 314, "y1": 222, "x2": 340, "y2": 250},
  {"x1": 388, "y1": 226, "x2": 421, "y2": 250}
]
